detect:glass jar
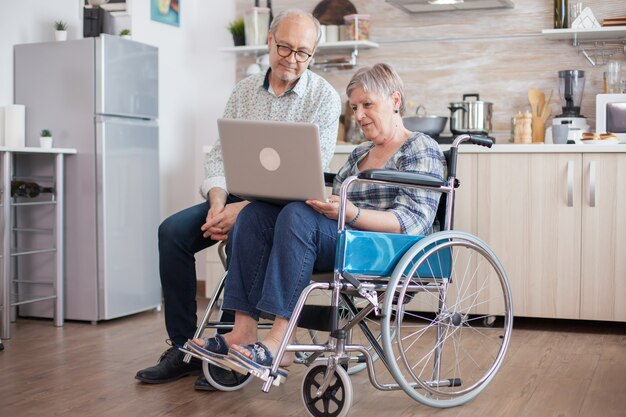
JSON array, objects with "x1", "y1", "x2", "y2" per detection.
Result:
[{"x1": 343, "y1": 14, "x2": 370, "y2": 41}]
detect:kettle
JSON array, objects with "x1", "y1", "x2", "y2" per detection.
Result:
[{"x1": 448, "y1": 93, "x2": 493, "y2": 135}]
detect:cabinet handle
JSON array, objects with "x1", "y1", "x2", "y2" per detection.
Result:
[
  {"x1": 567, "y1": 160, "x2": 574, "y2": 207},
  {"x1": 589, "y1": 160, "x2": 596, "y2": 207}
]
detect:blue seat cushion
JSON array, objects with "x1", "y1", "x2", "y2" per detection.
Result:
[{"x1": 335, "y1": 230, "x2": 451, "y2": 278}]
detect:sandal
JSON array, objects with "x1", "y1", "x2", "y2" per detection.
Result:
[
  {"x1": 228, "y1": 342, "x2": 289, "y2": 383},
  {"x1": 185, "y1": 334, "x2": 249, "y2": 375}
]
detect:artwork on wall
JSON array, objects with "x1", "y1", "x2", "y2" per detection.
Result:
[{"x1": 151, "y1": 0, "x2": 180, "y2": 27}]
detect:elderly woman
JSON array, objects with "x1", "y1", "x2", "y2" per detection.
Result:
[{"x1": 188, "y1": 63, "x2": 446, "y2": 376}]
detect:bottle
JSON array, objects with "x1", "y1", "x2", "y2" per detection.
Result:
[
  {"x1": 554, "y1": 0, "x2": 568, "y2": 29},
  {"x1": 11, "y1": 181, "x2": 55, "y2": 198}
]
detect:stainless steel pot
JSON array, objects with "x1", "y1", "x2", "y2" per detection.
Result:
[
  {"x1": 448, "y1": 93, "x2": 493, "y2": 135},
  {"x1": 402, "y1": 105, "x2": 448, "y2": 136}
]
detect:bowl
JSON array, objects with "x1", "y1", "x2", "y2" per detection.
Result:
[{"x1": 402, "y1": 115, "x2": 448, "y2": 137}]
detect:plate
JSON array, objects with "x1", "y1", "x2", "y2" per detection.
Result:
[{"x1": 580, "y1": 138, "x2": 620, "y2": 145}]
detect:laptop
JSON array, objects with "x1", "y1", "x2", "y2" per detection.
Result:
[{"x1": 217, "y1": 118, "x2": 327, "y2": 205}]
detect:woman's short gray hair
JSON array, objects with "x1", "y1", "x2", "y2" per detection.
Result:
[
  {"x1": 269, "y1": 9, "x2": 322, "y2": 47},
  {"x1": 346, "y1": 63, "x2": 406, "y2": 115}
]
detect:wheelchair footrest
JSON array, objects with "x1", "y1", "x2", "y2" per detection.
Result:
[{"x1": 178, "y1": 346, "x2": 250, "y2": 376}]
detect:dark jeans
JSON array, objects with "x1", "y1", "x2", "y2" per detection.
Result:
[{"x1": 158, "y1": 195, "x2": 240, "y2": 346}]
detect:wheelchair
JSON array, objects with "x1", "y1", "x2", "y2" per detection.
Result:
[{"x1": 182, "y1": 134, "x2": 513, "y2": 417}]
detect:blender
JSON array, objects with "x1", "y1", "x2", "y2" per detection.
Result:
[{"x1": 546, "y1": 70, "x2": 589, "y2": 143}]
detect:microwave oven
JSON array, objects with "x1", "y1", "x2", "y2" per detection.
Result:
[{"x1": 596, "y1": 93, "x2": 626, "y2": 143}]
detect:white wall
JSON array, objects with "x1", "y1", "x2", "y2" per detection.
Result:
[
  {"x1": 1, "y1": 1, "x2": 235, "y2": 281},
  {"x1": 129, "y1": 1, "x2": 235, "y2": 217},
  {"x1": 0, "y1": 0, "x2": 81, "y2": 104}
]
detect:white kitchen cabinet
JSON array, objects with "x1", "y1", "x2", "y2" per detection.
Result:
[
  {"x1": 476, "y1": 153, "x2": 583, "y2": 319},
  {"x1": 473, "y1": 151, "x2": 626, "y2": 322},
  {"x1": 580, "y1": 153, "x2": 626, "y2": 321}
]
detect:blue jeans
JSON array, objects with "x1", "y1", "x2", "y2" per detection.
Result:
[
  {"x1": 222, "y1": 201, "x2": 337, "y2": 320},
  {"x1": 159, "y1": 196, "x2": 240, "y2": 345}
]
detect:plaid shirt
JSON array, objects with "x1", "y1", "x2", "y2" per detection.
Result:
[{"x1": 332, "y1": 133, "x2": 446, "y2": 235}]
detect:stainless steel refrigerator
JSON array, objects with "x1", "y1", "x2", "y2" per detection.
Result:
[{"x1": 14, "y1": 34, "x2": 161, "y2": 321}]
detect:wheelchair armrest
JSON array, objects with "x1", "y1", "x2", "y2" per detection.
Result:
[
  {"x1": 358, "y1": 169, "x2": 445, "y2": 188},
  {"x1": 324, "y1": 172, "x2": 336, "y2": 187}
]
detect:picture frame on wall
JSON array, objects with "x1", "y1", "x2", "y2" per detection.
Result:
[{"x1": 151, "y1": 0, "x2": 180, "y2": 27}]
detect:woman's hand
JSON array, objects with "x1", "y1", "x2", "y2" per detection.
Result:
[{"x1": 306, "y1": 195, "x2": 355, "y2": 222}]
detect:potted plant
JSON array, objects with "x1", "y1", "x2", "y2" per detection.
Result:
[
  {"x1": 40, "y1": 129, "x2": 53, "y2": 148},
  {"x1": 54, "y1": 20, "x2": 67, "y2": 41},
  {"x1": 227, "y1": 18, "x2": 245, "y2": 46},
  {"x1": 119, "y1": 28, "x2": 131, "y2": 39}
]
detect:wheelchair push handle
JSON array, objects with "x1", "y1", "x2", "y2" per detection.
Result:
[{"x1": 452, "y1": 134, "x2": 493, "y2": 148}]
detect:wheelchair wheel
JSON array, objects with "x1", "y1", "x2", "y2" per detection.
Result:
[
  {"x1": 202, "y1": 361, "x2": 253, "y2": 391},
  {"x1": 381, "y1": 230, "x2": 513, "y2": 408},
  {"x1": 301, "y1": 363, "x2": 353, "y2": 417}
]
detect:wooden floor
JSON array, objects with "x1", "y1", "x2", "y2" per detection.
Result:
[{"x1": 1, "y1": 302, "x2": 625, "y2": 417}]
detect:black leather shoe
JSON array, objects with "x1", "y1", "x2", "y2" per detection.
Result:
[
  {"x1": 135, "y1": 344, "x2": 202, "y2": 384},
  {"x1": 194, "y1": 375, "x2": 217, "y2": 391}
]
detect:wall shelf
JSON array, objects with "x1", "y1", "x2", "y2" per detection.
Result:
[
  {"x1": 220, "y1": 40, "x2": 379, "y2": 54},
  {"x1": 542, "y1": 26, "x2": 626, "y2": 66},
  {"x1": 220, "y1": 40, "x2": 379, "y2": 69}
]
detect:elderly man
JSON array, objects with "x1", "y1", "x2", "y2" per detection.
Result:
[{"x1": 135, "y1": 9, "x2": 341, "y2": 389}]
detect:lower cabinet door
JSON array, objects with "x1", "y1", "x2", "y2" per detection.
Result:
[
  {"x1": 476, "y1": 153, "x2": 582, "y2": 319},
  {"x1": 580, "y1": 153, "x2": 626, "y2": 321}
]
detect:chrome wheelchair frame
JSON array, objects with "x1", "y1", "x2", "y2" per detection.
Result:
[{"x1": 183, "y1": 134, "x2": 513, "y2": 416}]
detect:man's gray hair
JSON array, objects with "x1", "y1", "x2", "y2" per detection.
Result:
[
  {"x1": 269, "y1": 9, "x2": 322, "y2": 47},
  {"x1": 346, "y1": 63, "x2": 406, "y2": 116}
]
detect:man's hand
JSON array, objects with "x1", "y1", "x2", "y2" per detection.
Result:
[{"x1": 201, "y1": 188, "x2": 249, "y2": 240}]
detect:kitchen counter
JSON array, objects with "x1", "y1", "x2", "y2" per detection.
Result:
[{"x1": 335, "y1": 143, "x2": 626, "y2": 154}]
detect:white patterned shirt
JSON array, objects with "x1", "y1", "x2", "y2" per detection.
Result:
[{"x1": 201, "y1": 69, "x2": 342, "y2": 197}]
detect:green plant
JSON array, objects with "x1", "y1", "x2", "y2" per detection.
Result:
[
  {"x1": 40, "y1": 129, "x2": 52, "y2": 137},
  {"x1": 54, "y1": 20, "x2": 67, "y2": 31},
  {"x1": 119, "y1": 28, "x2": 131, "y2": 36},
  {"x1": 227, "y1": 18, "x2": 245, "y2": 37}
]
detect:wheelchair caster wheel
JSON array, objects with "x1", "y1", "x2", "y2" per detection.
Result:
[
  {"x1": 301, "y1": 363, "x2": 353, "y2": 417},
  {"x1": 202, "y1": 361, "x2": 253, "y2": 392}
]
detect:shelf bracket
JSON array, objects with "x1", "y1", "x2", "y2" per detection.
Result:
[
  {"x1": 576, "y1": 39, "x2": 626, "y2": 66},
  {"x1": 312, "y1": 46, "x2": 360, "y2": 71}
]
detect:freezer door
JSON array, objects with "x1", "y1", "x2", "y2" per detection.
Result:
[
  {"x1": 96, "y1": 34, "x2": 158, "y2": 119},
  {"x1": 96, "y1": 116, "x2": 161, "y2": 319}
]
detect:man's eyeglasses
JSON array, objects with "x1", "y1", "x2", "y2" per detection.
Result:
[{"x1": 275, "y1": 44, "x2": 313, "y2": 63}]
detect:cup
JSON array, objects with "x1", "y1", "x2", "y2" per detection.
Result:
[
  {"x1": 569, "y1": 2, "x2": 583, "y2": 27},
  {"x1": 244, "y1": 7, "x2": 270, "y2": 46},
  {"x1": 605, "y1": 60, "x2": 621, "y2": 94},
  {"x1": 552, "y1": 124, "x2": 570, "y2": 144},
  {"x1": 326, "y1": 25, "x2": 339, "y2": 43},
  {"x1": 318, "y1": 25, "x2": 327, "y2": 44}
]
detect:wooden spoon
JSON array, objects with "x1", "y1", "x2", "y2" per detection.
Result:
[
  {"x1": 541, "y1": 90, "x2": 554, "y2": 121},
  {"x1": 528, "y1": 88, "x2": 542, "y2": 117},
  {"x1": 537, "y1": 91, "x2": 545, "y2": 119}
]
